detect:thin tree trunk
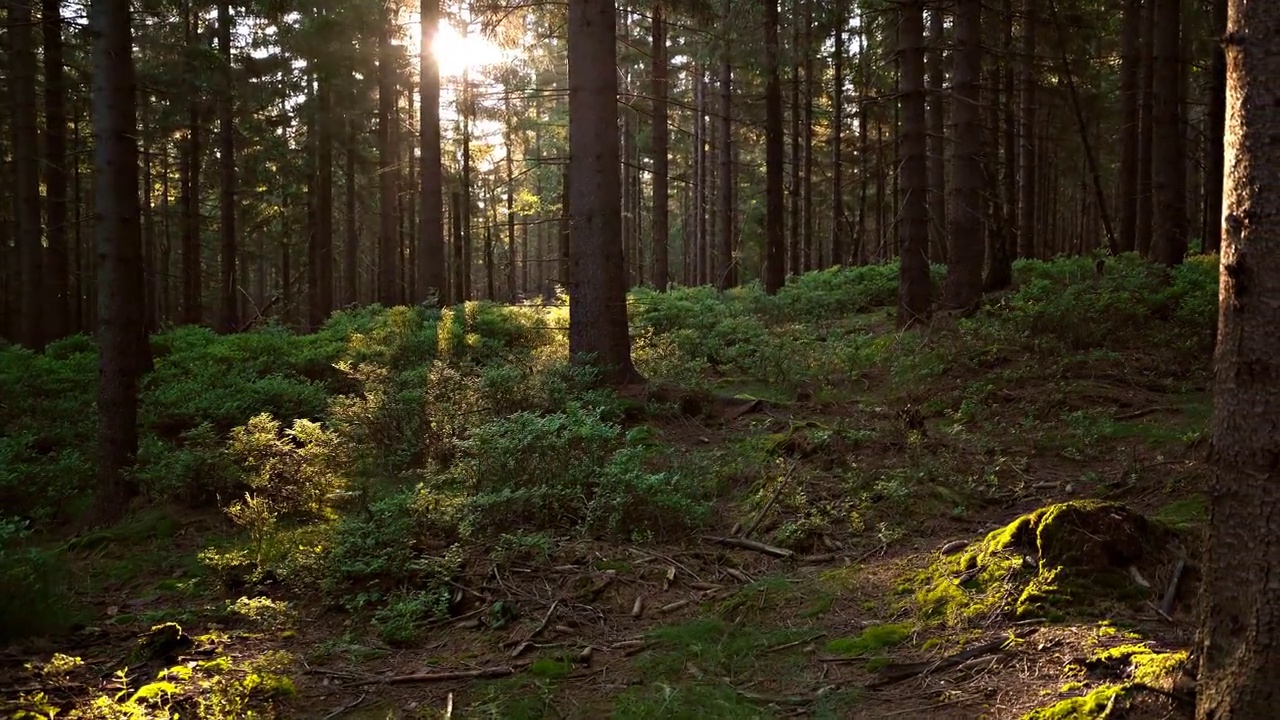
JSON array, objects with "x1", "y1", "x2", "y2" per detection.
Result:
[
  {"x1": 830, "y1": 6, "x2": 845, "y2": 267},
  {"x1": 11, "y1": 0, "x2": 43, "y2": 348},
  {"x1": 418, "y1": 0, "x2": 445, "y2": 303},
  {"x1": 1017, "y1": 0, "x2": 1038, "y2": 259},
  {"x1": 788, "y1": 0, "x2": 801, "y2": 275},
  {"x1": 314, "y1": 76, "x2": 334, "y2": 323},
  {"x1": 1203, "y1": 0, "x2": 1226, "y2": 254},
  {"x1": 1117, "y1": 0, "x2": 1141, "y2": 252},
  {"x1": 1136, "y1": 0, "x2": 1155, "y2": 257},
  {"x1": 763, "y1": 0, "x2": 785, "y2": 294},
  {"x1": 651, "y1": 2, "x2": 670, "y2": 290},
  {"x1": 181, "y1": 3, "x2": 202, "y2": 326},
  {"x1": 378, "y1": 18, "x2": 398, "y2": 306},
  {"x1": 802, "y1": 2, "x2": 815, "y2": 272},
  {"x1": 43, "y1": 0, "x2": 70, "y2": 340},
  {"x1": 216, "y1": 0, "x2": 237, "y2": 333},
  {"x1": 717, "y1": 39, "x2": 733, "y2": 289},
  {"x1": 926, "y1": 6, "x2": 947, "y2": 264},
  {"x1": 1151, "y1": 0, "x2": 1186, "y2": 266}
]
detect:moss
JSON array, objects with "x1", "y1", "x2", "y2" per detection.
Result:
[
  {"x1": 824, "y1": 624, "x2": 913, "y2": 657},
  {"x1": 913, "y1": 501, "x2": 1171, "y2": 626},
  {"x1": 1022, "y1": 645, "x2": 1189, "y2": 719},
  {"x1": 1150, "y1": 496, "x2": 1207, "y2": 530},
  {"x1": 1022, "y1": 684, "x2": 1124, "y2": 719}
]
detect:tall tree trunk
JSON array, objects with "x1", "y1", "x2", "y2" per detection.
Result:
[
  {"x1": 787, "y1": 0, "x2": 801, "y2": 275},
  {"x1": 651, "y1": 2, "x2": 670, "y2": 290},
  {"x1": 43, "y1": 0, "x2": 70, "y2": 341},
  {"x1": 1203, "y1": 0, "x2": 1226, "y2": 254},
  {"x1": 484, "y1": 218, "x2": 495, "y2": 300},
  {"x1": 419, "y1": 0, "x2": 445, "y2": 303},
  {"x1": 898, "y1": 0, "x2": 931, "y2": 327},
  {"x1": 181, "y1": 4, "x2": 202, "y2": 326},
  {"x1": 926, "y1": 6, "x2": 947, "y2": 264},
  {"x1": 801, "y1": 2, "x2": 815, "y2": 272},
  {"x1": 1017, "y1": 0, "x2": 1038, "y2": 259},
  {"x1": 566, "y1": 0, "x2": 641, "y2": 385},
  {"x1": 717, "y1": 36, "x2": 733, "y2": 289},
  {"x1": 1196, "y1": 2, "x2": 1280, "y2": 713},
  {"x1": 1117, "y1": 0, "x2": 1141, "y2": 252},
  {"x1": 829, "y1": 6, "x2": 845, "y2": 267},
  {"x1": 378, "y1": 17, "x2": 398, "y2": 306},
  {"x1": 461, "y1": 70, "x2": 474, "y2": 301},
  {"x1": 451, "y1": 190, "x2": 464, "y2": 301},
  {"x1": 313, "y1": 76, "x2": 334, "y2": 324},
  {"x1": 140, "y1": 98, "x2": 156, "y2": 334},
  {"x1": 558, "y1": 164, "x2": 571, "y2": 292},
  {"x1": 1151, "y1": 0, "x2": 1186, "y2": 266},
  {"x1": 161, "y1": 142, "x2": 174, "y2": 323},
  {"x1": 505, "y1": 114, "x2": 517, "y2": 301},
  {"x1": 216, "y1": 0, "x2": 237, "y2": 333},
  {"x1": 945, "y1": 0, "x2": 983, "y2": 309},
  {"x1": 762, "y1": 0, "x2": 785, "y2": 294},
  {"x1": 1136, "y1": 0, "x2": 1155, "y2": 257},
  {"x1": 11, "y1": 0, "x2": 43, "y2": 348},
  {"x1": 984, "y1": 0, "x2": 1017, "y2": 290},
  {"x1": 90, "y1": 0, "x2": 147, "y2": 520}
]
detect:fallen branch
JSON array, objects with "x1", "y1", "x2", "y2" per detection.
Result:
[
  {"x1": 353, "y1": 665, "x2": 515, "y2": 686},
  {"x1": 323, "y1": 692, "x2": 368, "y2": 720},
  {"x1": 703, "y1": 535, "x2": 795, "y2": 558},
  {"x1": 1113, "y1": 406, "x2": 1179, "y2": 422},
  {"x1": 1160, "y1": 557, "x2": 1187, "y2": 617},
  {"x1": 865, "y1": 628, "x2": 1039, "y2": 688}
]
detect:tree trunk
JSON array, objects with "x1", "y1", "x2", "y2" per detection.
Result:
[
  {"x1": 90, "y1": 0, "x2": 147, "y2": 521},
  {"x1": 926, "y1": 6, "x2": 947, "y2": 264},
  {"x1": 558, "y1": 163, "x2": 571, "y2": 292},
  {"x1": 1017, "y1": 0, "x2": 1038, "y2": 259},
  {"x1": 945, "y1": 0, "x2": 983, "y2": 309},
  {"x1": 216, "y1": 0, "x2": 237, "y2": 333},
  {"x1": 788, "y1": 0, "x2": 801, "y2": 275},
  {"x1": 566, "y1": 0, "x2": 641, "y2": 385},
  {"x1": 898, "y1": 0, "x2": 930, "y2": 327},
  {"x1": 484, "y1": 219, "x2": 495, "y2": 300},
  {"x1": 1117, "y1": 0, "x2": 1141, "y2": 252},
  {"x1": 829, "y1": 6, "x2": 845, "y2": 267},
  {"x1": 1196, "y1": 2, "x2": 1280, "y2": 713},
  {"x1": 11, "y1": 0, "x2": 43, "y2": 348},
  {"x1": 451, "y1": 190, "x2": 464, "y2": 301},
  {"x1": 717, "y1": 40, "x2": 733, "y2": 289},
  {"x1": 418, "y1": 0, "x2": 445, "y2": 304},
  {"x1": 43, "y1": 0, "x2": 70, "y2": 341},
  {"x1": 984, "y1": 0, "x2": 1017, "y2": 290},
  {"x1": 762, "y1": 0, "x2": 785, "y2": 294},
  {"x1": 802, "y1": 2, "x2": 815, "y2": 272},
  {"x1": 1136, "y1": 0, "x2": 1155, "y2": 257},
  {"x1": 313, "y1": 76, "x2": 334, "y2": 325},
  {"x1": 1203, "y1": 0, "x2": 1226, "y2": 255},
  {"x1": 461, "y1": 72, "x2": 474, "y2": 302},
  {"x1": 651, "y1": 2, "x2": 670, "y2": 290},
  {"x1": 378, "y1": 18, "x2": 398, "y2": 306},
  {"x1": 181, "y1": 4, "x2": 202, "y2": 326},
  {"x1": 344, "y1": 117, "x2": 359, "y2": 306},
  {"x1": 1151, "y1": 0, "x2": 1186, "y2": 266},
  {"x1": 140, "y1": 98, "x2": 156, "y2": 334}
]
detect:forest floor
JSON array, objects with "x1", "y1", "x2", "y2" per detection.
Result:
[{"x1": 1, "y1": 259, "x2": 1212, "y2": 719}]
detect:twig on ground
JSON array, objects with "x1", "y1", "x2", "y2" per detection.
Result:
[
  {"x1": 744, "y1": 462, "x2": 798, "y2": 538},
  {"x1": 703, "y1": 535, "x2": 795, "y2": 558},
  {"x1": 766, "y1": 633, "x2": 825, "y2": 654},
  {"x1": 353, "y1": 665, "x2": 516, "y2": 686},
  {"x1": 323, "y1": 692, "x2": 368, "y2": 719},
  {"x1": 1113, "y1": 406, "x2": 1178, "y2": 421}
]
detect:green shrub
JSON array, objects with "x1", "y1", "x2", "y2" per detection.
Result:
[{"x1": 0, "y1": 518, "x2": 74, "y2": 642}]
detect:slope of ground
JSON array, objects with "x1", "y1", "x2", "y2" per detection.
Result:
[{"x1": 0, "y1": 255, "x2": 1215, "y2": 718}]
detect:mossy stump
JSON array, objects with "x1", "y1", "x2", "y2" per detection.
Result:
[{"x1": 914, "y1": 501, "x2": 1176, "y2": 625}]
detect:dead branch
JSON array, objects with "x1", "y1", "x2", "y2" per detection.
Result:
[
  {"x1": 864, "y1": 628, "x2": 1040, "y2": 688},
  {"x1": 703, "y1": 535, "x2": 795, "y2": 558},
  {"x1": 1160, "y1": 558, "x2": 1187, "y2": 617},
  {"x1": 353, "y1": 665, "x2": 516, "y2": 686}
]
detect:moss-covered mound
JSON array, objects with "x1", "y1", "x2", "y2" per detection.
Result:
[
  {"x1": 1022, "y1": 643, "x2": 1190, "y2": 719},
  {"x1": 914, "y1": 501, "x2": 1178, "y2": 625}
]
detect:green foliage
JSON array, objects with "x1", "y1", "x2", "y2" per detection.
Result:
[{"x1": 0, "y1": 518, "x2": 74, "y2": 642}]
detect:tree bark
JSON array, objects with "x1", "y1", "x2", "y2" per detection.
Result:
[
  {"x1": 898, "y1": 0, "x2": 930, "y2": 328},
  {"x1": 1203, "y1": 0, "x2": 1226, "y2": 255},
  {"x1": 378, "y1": 17, "x2": 398, "y2": 306},
  {"x1": 216, "y1": 0, "x2": 237, "y2": 333},
  {"x1": 801, "y1": 1, "x2": 815, "y2": 271},
  {"x1": 418, "y1": 0, "x2": 445, "y2": 304},
  {"x1": 926, "y1": 6, "x2": 947, "y2": 264},
  {"x1": 1151, "y1": 0, "x2": 1186, "y2": 266},
  {"x1": 566, "y1": 0, "x2": 640, "y2": 385},
  {"x1": 717, "y1": 37, "x2": 733, "y2": 289},
  {"x1": 43, "y1": 0, "x2": 70, "y2": 341},
  {"x1": 651, "y1": 2, "x2": 670, "y2": 290},
  {"x1": 829, "y1": 6, "x2": 845, "y2": 267},
  {"x1": 181, "y1": 3, "x2": 202, "y2": 326},
  {"x1": 1136, "y1": 0, "x2": 1155, "y2": 257},
  {"x1": 945, "y1": 0, "x2": 983, "y2": 309},
  {"x1": 762, "y1": 0, "x2": 785, "y2": 294},
  {"x1": 11, "y1": 0, "x2": 43, "y2": 348},
  {"x1": 1196, "y1": 2, "x2": 1280, "y2": 713},
  {"x1": 1017, "y1": 0, "x2": 1038, "y2": 259},
  {"x1": 90, "y1": 0, "x2": 146, "y2": 521},
  {"x1": 312, "y1": 75, "x2": 334, "y2": 325},
  {"x1": 1117, "y1": 0, "x2": 1141, "y2": 252},
  {"x1": 787, "y1": 0, "x2": 801, "y2": 275}
]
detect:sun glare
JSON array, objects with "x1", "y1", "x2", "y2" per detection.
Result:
[{"x1": 402, "y1": 14, "x2": 506, "y2": 79}]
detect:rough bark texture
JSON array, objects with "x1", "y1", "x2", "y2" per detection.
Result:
[
  {"x1": 787, "y1": 0, "x2": 801, "y2": 276},
  {"x1": 1136, "y1": 0, "x2": 1155, "y2": 257},
  {"x1": 944, "y1": 0, "x2": 983, "y2": 309},
  {"x1": 1196, "y1": 2, "x2": 1280, "y2": 714},
  {"x1": 762, "y1": 0, "x2": 785, "y2": 295},
  {"x1": 717, "y1": 42, "x2": 733, "y2": 289},
  {"x1": 90, "y1": 0, "x2": 146, "y2": 521},
  {"x1": 897, "y1": 0, "x2": 930, "y2": 328},
  {"x1": 418, "y1": 0, "x2": 445, "y2": 304},
  {"x1": 829, "y1": 7, "x2": 845, "y2": 267},
  {"x1": 313, "y1": 76, "x2": 334, "y2": 325},
  {"x1": 344, "y1": 118, "x2": 359, "y2": 306},
  {"x1": 181, "y1": 5, "x2": 202, "y2": 325},
  {"x1": 566, "y1": 0, "x2": 640, "y2": 386},
  {"x1": 651, "y1": 3, "x2": 670, "y2": 290}
]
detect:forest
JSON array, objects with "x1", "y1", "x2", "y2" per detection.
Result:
[{"x1": 2, "y1": 0, "x2": 1279, "y2": 716}]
